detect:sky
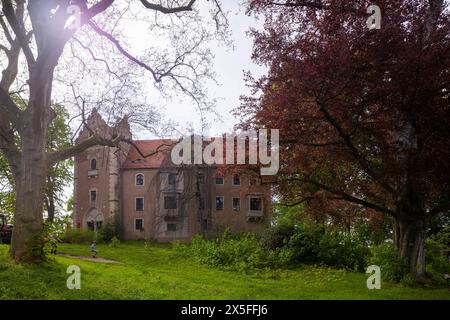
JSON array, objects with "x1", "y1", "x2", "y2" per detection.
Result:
[{"x1": 127, "y1": 1, "x2": 267, "y2": 138}]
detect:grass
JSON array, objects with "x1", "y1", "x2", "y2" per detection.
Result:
[{"x1": 0, "y1": 242, "x2": 449, "y2": 300}]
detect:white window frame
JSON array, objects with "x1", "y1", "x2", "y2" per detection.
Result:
[
  {"x1": 135, "y1": 173, "x2": 145, "y2": 186},
  {"x1": 135, "y1": 218, "x2": 144, "y2": 231},
  {"x1": 135, "y1": 197, "x2": 145, "y2": 212}
]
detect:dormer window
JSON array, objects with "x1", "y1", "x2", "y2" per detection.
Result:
[
  {"x1": 90, "y1": 158, "x2": 97, "y2": 170},
  {"x1": 136, "y1": 174, "x2": 144, "y2": 186}
]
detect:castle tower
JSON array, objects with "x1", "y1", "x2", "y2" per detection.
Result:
[{"x1": 73, "y1": 110, "x2": 131, "y2": 234}]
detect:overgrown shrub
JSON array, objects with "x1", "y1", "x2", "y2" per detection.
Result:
[
  {"x1": 61, "y1": 229, "x2": 97, "y2": 244},
  {"x1": 368, "y1": 243, "x2": 407, "y2": 282},
  {"x1": 109, "y1": 236, "x2": 121, "y2": 248},
  {"x1": 260, "y1": 224, "x2": 296, "y2": 251},
  {"x1": 181, "y1": 233, "x2": 263, "y2": 271},
  {"x1": 425, "y1": 238, "x2": 450, "y2": 285},
  {"x1": 317, "y1": 231, "x2": 370, "y2": 272}
]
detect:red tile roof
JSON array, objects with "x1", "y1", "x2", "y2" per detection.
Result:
[{"x1": 122, "y1": 139, "x2": 176, "y2": 169}]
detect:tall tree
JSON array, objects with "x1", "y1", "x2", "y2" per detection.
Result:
[
  {"x1": 0, "y1": 102, "x2": 72, "y2": 222},
  {"x1": 0, "y1": 0, "x2": 227, "y2": 262},
  {"x1": 238, "y1": 0, "x2": 450, "y2": 279}
]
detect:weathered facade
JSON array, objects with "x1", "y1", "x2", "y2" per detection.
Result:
[{"x1": 73, "y1": 111, "x2": 272, "y2": 241}]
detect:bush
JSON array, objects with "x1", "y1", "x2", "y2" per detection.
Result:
[
  {"x1": 61, "y1": 229, "x2": 97, "y2": 244},
  {"x1": 109, "y1": 236, "x2": 121, "y2": 248},
  {"x1": 260, "y1": 224, "x2": 296, "y2": 251},
  {"x1": 183, "y1": 233, "x2": 263, "y2": 271},
  {"x1": 317, "y1": 231, "x2": 370, "y2": 272},
  {"x1": 368, "y1": 243, "x2": 407, "y2": 282},
  {"x1": 425, "y1": 238, "x2": 450, "y2": 285},
  {"x1": 184, "y1": 223, "x2": 372, "y2": 272}
]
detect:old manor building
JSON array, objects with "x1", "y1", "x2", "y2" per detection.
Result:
[{"x1": 73, "y1": 110, "x2": 272, "y2": 241}]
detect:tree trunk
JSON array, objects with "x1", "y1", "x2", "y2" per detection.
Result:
[
  {"x1": 10, "y1": 139, "x2": 48, "y2": 262},
  {"x1": 45, "y1": 187, "x2": 56, "y2": 223},
  {"x1": 394, "y1": 215, "x2": 426, "y2": 280}
]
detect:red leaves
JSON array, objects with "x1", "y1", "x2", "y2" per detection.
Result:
[{"x1": 236, "y1": 0, "x2": 450, "y2": 220}]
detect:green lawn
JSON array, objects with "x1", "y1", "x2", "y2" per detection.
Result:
[{"x1": 0, "y1": 242, "x2": 449, "y2": 300}]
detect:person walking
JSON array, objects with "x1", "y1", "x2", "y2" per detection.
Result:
[{"x1": 91, "y1": 241, "x2": 98, "y2": 258}]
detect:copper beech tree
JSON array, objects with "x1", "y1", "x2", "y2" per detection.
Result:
[
  {"x1": 0, "y1": 0, "x2": 226, "y2": 262},
  {"x1": 237, "y1": 0, "x2": 450, "y2": 279}
]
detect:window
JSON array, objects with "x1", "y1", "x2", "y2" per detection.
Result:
[
  {"x1": 215, "y1": 175, "x2": 224, "y2": 185},
  {"x1": 168, "y1": 173, "x2": 176, "y2": 186},
  {"x1": 90, "y1": 190, "x2": 97, "y2": 202},
  {"x1": 87, "y1": 221, "x2": 102, "y2": 231},
  {"x1": 135, "y1": 219, "x2": 144, "y2": 231},
  {"x1": 135, "y1": 197, "x2": 144, "y2": 211},
  {"x1": 167, "y1": 223, "x2": 177, "y2": 232},
  {"x1": 164, "y1": 196, "x2": 177, "y2": 210},
  {"x1": 232, "y1": 197, "x2": 240, "y2": 212},
  {"x1": 215, "y1": 196, "x2": 224, "y2": 211},
  {"x1": 250, "y1": 197, "x2": 262, "y2": 211},
  {"x1": 136, "y1": 174, "x2": 144, "y2": 186},
  {"x1": 232, "y1": 174, "x2": 240, "y2": 186},
  {"x1": 90, "y1": 158, "x2": 97, "y2": 170},
  {"x1": 197, "y1": 173, "x2": 205, "y2": 184}
]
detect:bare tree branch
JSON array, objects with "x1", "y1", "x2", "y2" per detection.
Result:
[
  {"x1": 1, "y1": 0, "x2": 35, "y2": 66},
  {"x1": 140, "y1": 0, "x2": 196, "y2": 14}
]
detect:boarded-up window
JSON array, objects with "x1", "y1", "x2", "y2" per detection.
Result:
[
  {"x1": 164, "y1": 196, "x2": 177, "y2": 210},
  {"x1": 168, "y1": 173, "x2": 176, "y2": 185},
  {"x1": 167, "y1": 223, "x2": 177, "y2": 231}
]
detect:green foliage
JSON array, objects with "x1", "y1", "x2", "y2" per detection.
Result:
[
  {"x1": 102, "y1": 219, "x2": 120, "y2": 243},
  {"x1": 368, "y1": 243, "x2": 408, "y2": 282},
  {"x1": 182, "y1": 223, "x2": 372, "y2": 273},
  {"x1": 61, "y1": 229, "x2": 97, "y2": 244},
  {"x1": 109, "y1": 236, "x2": 121, "y2": 248},
  {"x1": 183, "y1": 233, "x2": 262, "y2": 272},
  {"x1": 317, "y1": 230, "x2": 370, "y2": 272},
  {"x1": 2, "y1": 242, "x2": 449, "y2": 299},
  {"x1": 424, "y1": 238, "x2": 450, "y2": 285},
  {"x1": 0, "y1": 102, "x2": 73, "y2": 220}
]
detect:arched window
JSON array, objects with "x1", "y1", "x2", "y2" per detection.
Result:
[
  {"x1": 90, "y1": 158, "x2": 97, "y2": 170},
  {"x1": 136, "y1": 174, "x2": 144, "y2": 186}
]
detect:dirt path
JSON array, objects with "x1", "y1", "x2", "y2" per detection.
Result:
[{"x1": 57, "y1": 253, "x2": 122, "y2": 264}]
